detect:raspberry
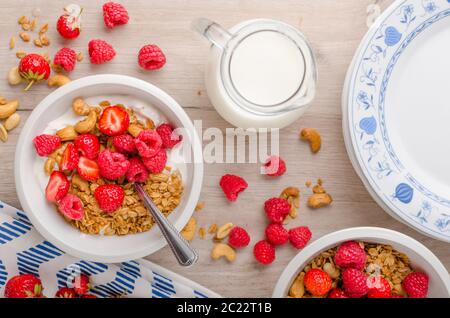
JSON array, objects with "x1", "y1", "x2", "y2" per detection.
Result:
[
  {"x1": 94, "y1": 184, "x2": 124, "y2": 213},
  {"x1": 253, "y1": 240, "x2": 275, "y2": 265},
  {"x1": 142, "y1": 149, "x2": 167, "y2": 174},
  {"x1": 288, "y1": 226, "x2": 312, "y2": 249},
  {"x1": 402, "y1": 272, "x2": 429, "y2": 298},
  {"x1": 74, "y1": 134, "x2": 100, "y2": 160},
  {"x1": 264, "y1": 198, "x2": 290, "y2": 223},
  {"x1": 112, "y1": 134, "x2": 136, "y2": 154},
  {"x1": 304, "y1": 269, "x2": 332, "y2": 296},
  {"x1": 88, "y1": 39, "x2": 116, "y2": 64},
  {"x1": 156, "y1": 123, "x2": 182, "y2": 148},
  {"x1": 57, "y1": 194, "x2": 84, "y2": 220},
  {"x1": 138, "y1": 44, "x2": 167, "y2": 70},
  {"x1": 265, "y1": 223, "x2": 289, "y2": 246},
  {"x1": 135, "y1": 130, "x2": 162, "y2": 158},
  {"x1": 126, "y1": 157, "x2": 149, "y2": 183},
  {"x1": 228, "y1": 226, "x2": 250, "y2": 248},
  {"x1": 367, "y1": 276, "x2": 391, "y2": 298},
  {"x1": 219, "y1": 174, "x2": 248, "y2": 202},
  {"x1": 97, "y1": 150, "x2": 130, "y2": 180},
  {"x1": 328, "y1": 288, "x2": 348, "y2": 298},
  {"x1": 334, "y1": 241, "x2": 366, "y2": 270},
  {"x1": 103, "y1": 2, "x2": 129, "y2": 28},
  {"x1": 33, "y1": 134, "x2": 61, "y2": 157},
  {"x1": 342, "y1": 268, "x2": 369, "y2": 298},
  {"x1": 53, "y1": 47, "x2": 76, "y2": 72},
  {"x1": 263, "y1": 155, "x2": 286, "y2": 177}
]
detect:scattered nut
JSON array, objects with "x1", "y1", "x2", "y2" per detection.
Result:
[
  {"x1": 211, "y1": 243, "x2": 236, "y2": 262},
  {"x1": 39, "y1": 33, "x2": 50, "y2": 46},
  {"x1": 9, "y1": 37, "x2": 15, "y2": 50},
  {"x1": 33, "y1": 38, "x2": 42, "y2": 47},
  {"x1": 312, "y1": 184, "x2": 326, "y2": 194},
  {"x1": 99, "y1": 100, "x2": 111, "y2": 107},
  {"x1": 8, "y1": 66, "x2": 22, "y2": 85},
  {"x1": 0, "y1": 124, "x2": 7, "y2": 142},
  {"x1": 195, "y1": 201, "x2": 204, "y2": 212},
  {"x1": 0, "y1": 100, "x2": 19, "y2": 119},
  {"x1": 128, "y1": 124, "x2": 143, "y2": 137},
  {"x1": 30, "y1": 19, "x2": 36, "y2": 31},
  {"x1": 18, "y1": 16, "x2": 28, "y2": 25},
  {"x1": 4, "y1": 113, "x2": 21, "y2": 131},
  {"x1": 76, "y1": 52, "x2": 84, "y2": 62},
  {"x1": 72, "y1": 98, "x2": 90, "y2": 116},
  {"x1": 208, "y1": 224, "x2": 218, "y2": 234},
  {"x1": 307, "y1": 193, "x2": 333, "y2": 209},
  {"x1": 74, "y1": 111, "x2": 97, "y2": 134},
  {"x1": 0, "y1": 97, "x2": 6, "y2": 105},
  {"x1": 145, "y1": 118, "x2": 155, "y2": 129},
  {"x1": 39, "y1": 22, "x2": 48, "y2": 34},
  {"x1": 281, "y1": 186, "x2": 300, "y2": 198},
  {"x1": 289, "y1": 272, "x2": 305, "y2": 298},
  {"x1": 16, "y1": 51, "x2": 26, "y2": 59},
  {"x1": 300, "y1": 128, "x2": 321, "y2": 153},
  {"x1": 44, "y1": 158, "x2": 56, "y2": 176},
  {"x1": 280, "y1": 186, "x2": 300, "y2": 220},
  {"x1": 22, "y1": 23, "x2": 31, "y2": 31},
  {"x1": 198, "y1": 227, "x2": 206, "y2": 239},
  {"x1": 56, "y1": 125, "x2": 78, "y2": 141},
  {"x1": 180, "y1": 217, "x2": 196, "y2": 241},
  {"x1": 215, "y1": 222, "x2": 234, "y2": 240},
  {"x1": 19, "y1": 32, "x2": 30, "y2": 42},
  {"x1": 48, "y1": 74, "x2": 71, "y2": 87}
]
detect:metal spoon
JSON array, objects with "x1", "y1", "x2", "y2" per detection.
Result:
[{"x1": 135, "y1": 183, "x2": 198, "y2": 267}]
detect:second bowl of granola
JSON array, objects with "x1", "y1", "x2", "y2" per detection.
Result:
[
  {"x1": 272, "y1": 227, "x2": 450, "y2": 298},
  {"x1": 15, "y1": 74, "x2": 203, "y2": 262}
]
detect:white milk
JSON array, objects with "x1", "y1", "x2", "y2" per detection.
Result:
[{"x1": 229, "y1": 31, "x2": 305, "y2": 106}]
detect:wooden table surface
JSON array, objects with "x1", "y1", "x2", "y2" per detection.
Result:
[{"x1": 0, "y1": 0, "x2": 448, "y2": 298}]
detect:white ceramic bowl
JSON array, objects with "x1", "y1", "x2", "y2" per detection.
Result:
[
  {"x1": 272, "y1": 227, "x2": 450, "y2": 298},
  {"x1": 15, "y1": 74, "x2": 203, "y2": 262}
]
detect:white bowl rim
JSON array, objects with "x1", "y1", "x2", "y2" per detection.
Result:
[
  {"x1": 14, "y1": 74, "x2": 204, "y2": 262},
  {"x1": 272, "y1": 227, "x2": 450, "y2": 297}
]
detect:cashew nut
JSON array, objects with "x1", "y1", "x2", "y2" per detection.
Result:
[
  {"x1": 307, "y1": 193, "x2": 333, "y2": 209},
  {"x1": 128, "y1": 124, "x2": 144, "y2": 137},
  {"x1": 0, "y1": 124, "x2": 7, "y2": 142},
  {"x1": 8, "y1": 66, "x2": 22, "y2": 85},
  {"x1": 74, "y1": 111, "x2": 97, "y2": 134},
  {"x1": 211, "y1": 243, "x2": 236, "y2": 262},
  {"x1": 4, "y1": 113, "x2": 21, "y2": 131},
  {"x1": 0, "y1": 100, "x2": 19, "y2": 119},
  {"x1": 56, "y1": 125, "x2": 78, "y2": 141},
  {"x1": 323, "y1": 262, "x2": 340, "y2": 279},
  {"x1": 215, "y1": 222, "x2": 234, "y2": 240},
  {"x1": 44, "y1": 158, "x2": 56, "y2": 176},
  {"x1": 300, "y1": 128, "x2": 321, "y2": 153},
  {"x1": 48, "y1": 74, "x2": 71, "y2": 87},
  {"x1": 72, "y1": 98, "x2": 90, "y2": 116},
  {"x1": 289, "y1": 272, "x2": 305, "y2": 298},
  {"x1": 180, "y1": 217, "x2": 196, "y2": 241},
  {"x1": 71, "y1": 173, "x2": 90, "y2": 193}
]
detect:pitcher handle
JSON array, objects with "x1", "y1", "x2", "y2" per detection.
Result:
[{"x1": 191, "y1": 18, "x2": 232, "y2": 49}]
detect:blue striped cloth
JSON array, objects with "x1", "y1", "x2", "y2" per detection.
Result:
[{"x1": 0, "y1": 201, "x2": 219, "y2": 298}]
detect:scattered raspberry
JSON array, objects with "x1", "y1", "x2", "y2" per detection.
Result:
[
  {"x1": 112, "y1": 134, "x2": 136, "y2": 154},
  {"x1": 264, "y1": 197, "x2": 290, "y2": 223},
  {"x1": 156, "y1": 123, "x2": 182, "y2": 148},
  {"x1": 74, "y1": 134, "x2": 100, "y2": 159},
  {"x1": 253, "y1": 240, "x2": 275, "y2": 265},
  {"x1": 4, "y1": 274, "x2": 43, "y2": 298},
  {"x1": 263, "y1": 155, "x2": 286, "y2": 177},
  {"x1": 57, "y1": 194, "x2": 84, "y2": 220},
  {"x1": 328, "y1": 288, "x2": 348, "y2": 298},
  {"x1": 103, "y1": 2, "x2": 129, "y2": 28},
  {"x1": 98, "y1": 106, "x2": 130, "y2": 136},
  {"x1": 228, "y1": 226, "x2": 250, "y2": 248},
  {"x1": 77, "y1": 156, "x2": 100, "y2": 181},
  {"x1": 219, "y1": 174, "x2": 248, "y2": 202},
  {"x1": 97, "y1": 150, "x2": 130, "y2": 180},
  {"x1": 60, "y1": 143, "x2": 79, "y2": 172},
  {"x1": 342, "y1": 268, "x2": 369, "y2": 298},
  {"x1": 402, "y1": 272, "x2": 429, "y2": 298},
  {"x1": 33, "y1": 134, "x2": 61, "y2": 156},
  {"x1": 142, "y1": 149, "x2": 167, "y2": 174},
  {"x1": 138, "y1": 44, "x2": 167, "y2": 70},
  {"x1": 88, "y1": 39, "x2": 116, "y2": 64},
  {"x1": 45, "y1": 171, "x2": 70, "y2": 203},
  {"x1": 135, "y1": 130, "x2": 162, "y2": 158},
  {"x1": 53, "y1": 48, "x2": 76, "y2": 72},
  {"x1": 265, "y1": 223, "x2": 289, "y2": 246},
  {"x1": 367, "y1": 276, "x2": 391, "y2": 298},
  {"x1": 55, "y1": 287, "x2": 77, "y2": 298},
  {"x1": 126, "y1": 157, "x2": 149, "y2": 183},
  {"x1": 334, "y1": 241, "x2": 366, "y2": 270},
  {"x1": 304, "y1": 269, "x2": 332, "y2": 296},
  {"x1": 94, "y1": 184, "x2": 124, "y2": 213},
  {"x1": 72, "y1": 274, "x2": 90, "y2": 295},
  {"x1": 288, "y1": 226, "x2": 312, "y2": 249}
]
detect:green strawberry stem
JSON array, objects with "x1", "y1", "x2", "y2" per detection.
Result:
[{"x1": 24, "y1": 80, "x2": 35, "y2": 91}]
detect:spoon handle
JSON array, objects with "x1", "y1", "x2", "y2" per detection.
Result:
[{"x1": 135, "y1": 184, "x2": 198, "y2": 267}]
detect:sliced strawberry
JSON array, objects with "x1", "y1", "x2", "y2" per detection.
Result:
[
  {"x1": 45, "y1": 171, "x2": 70, "y2": 203},
  {"x1": 74, "y1": 134, "x2": 100, "y2": 159},
  {"x1": 77, "y1": 156, "x2": 100, "y2": 181},
  {"x1": 98, "y1": 106, "x2": 130, "y2": 136},
  {"x1": 60, "y1": 143, "x2": 79, "y2": 172}
]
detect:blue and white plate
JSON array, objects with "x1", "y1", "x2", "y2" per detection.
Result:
[{"x1": 343, "y1": 0, "x2": 450, "y2": 242}]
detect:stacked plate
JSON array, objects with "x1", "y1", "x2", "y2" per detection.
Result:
[{"x1": 342, "y1": 0, "x2": 450, "y2": 242}]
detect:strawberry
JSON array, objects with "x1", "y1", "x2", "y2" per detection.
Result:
[
  {"x1": 98, "y1": 106, "x2": 130, "y2": 136},
  {"x1": 57, "y1": 194, "x2": 84, "y2": 220},
  {"x1": 94, "y1": 184, "x2": 124, "y2": 213},
  {"x1": 77, "y1": 156, "x2": 100, "y2": 181},
  {"x1": 60, "y1": 143, "x2": 79, "y2": 172},
  {"x1": 367, "y1": 276, "x2": 392, "y2": 298},
  {"x1": 56, "y1": 4, "x2": 82, "y2": 40},
  {"x1": 402, "y1": 272, "x2": 429, "y2": 298},
  {"x1": 55, "y1": 287, "x2": 77, "y2": 298},
  {"x1": 45, "y1": 171, "x2": 70, "y2": 203},
  {"x1": 33, "y1": 134, "x2": 61, "y2": 156},
  {"x1": 72, "y1": 274, "x2": 91, "y2": 295},
  {"x1": 304, "y1": 269, "x2": 332, "y2": 296},
  {"x1": 19, "y1": 53, "x2": 51, "y2": 91},
  {"x1": 4, "y1": 274, "x2": 43, "y2": 298},
  {"x1": 74, "y1": 134, "x2": 100, "y2": 159},
  {"x1": 328, "y1": 288, "x2": 348, "y2": 298}
]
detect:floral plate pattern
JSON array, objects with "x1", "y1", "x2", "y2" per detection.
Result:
[{"x1": 345, "y1": 0, "x2": 450, "y2": 242}]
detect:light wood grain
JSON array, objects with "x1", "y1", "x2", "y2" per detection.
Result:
[{"x1": 0, "y1": 0, "x2": 447, "y2": 298}]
